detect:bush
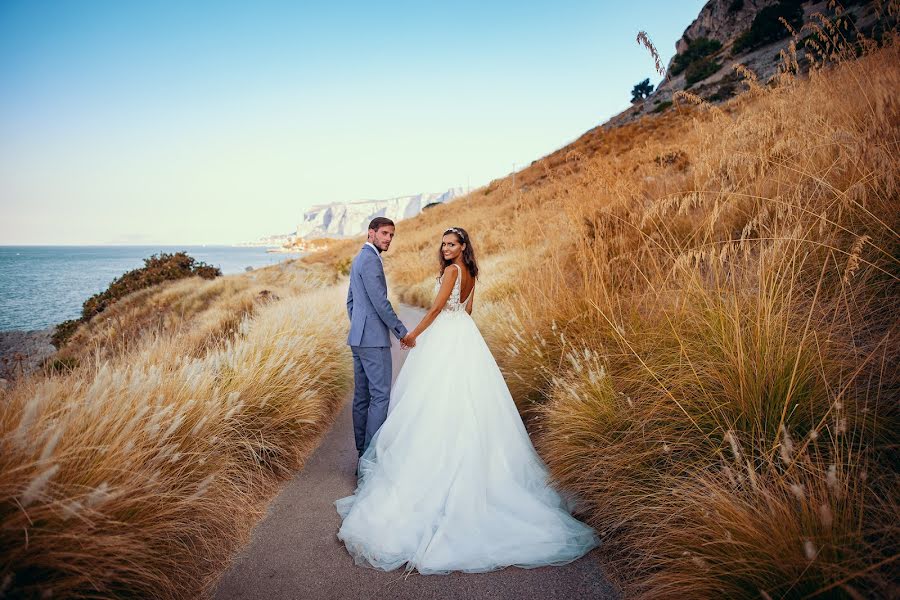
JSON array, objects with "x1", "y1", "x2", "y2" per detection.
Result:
[
  {"x1": 50, "y1": 319, "x2": 80, "y2": 348},
  {"x1": 631, "y1": 78, "x2": 654, "y2": 102},
  {"x1": 684, "y1": 57, "x2": 722, "y2": 85},
  {"x1": 709, "y1": 83, "x2": 738, "y2": 102},
  {"x1": 707, "y1": 70, "x2": 742, "y2": 102},
  {"x1": 80, "y1": 252, "x2": 220, "y2": 321},
  {"x1": 46, "y1": 356, "x2": 78, "y2": 373},
  {"x1": 652, "y1": 100, "x2": 673, "y2": 113},
  {"x1": 336, "y1": 256, "x2": 352, "y2": 277},
  {"x1": 670, "y1": 37, "x2": 723, "y2": 76},
  {"x1": 52, "y1": 252, "x2": 221, "y2": 348},
  {"x1": 732, "y1": 0, "x2": 804, "y2": 54}
]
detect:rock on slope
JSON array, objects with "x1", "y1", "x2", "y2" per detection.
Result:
[{"x1": 606, "y1": 0, "x2": 884, "y2": 129}]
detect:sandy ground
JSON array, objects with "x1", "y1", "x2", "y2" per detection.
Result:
[{"x1": 212, "y1": 304, "x2": 618, "y2": 600}]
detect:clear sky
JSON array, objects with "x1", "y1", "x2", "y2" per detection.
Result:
[{"x1": 0, "y1": 0, "x2": 705, "y2": 245}]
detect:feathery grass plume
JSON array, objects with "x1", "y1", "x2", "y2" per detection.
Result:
[
  {"x1": 732, "y1": 63, "x2": 761, "y2": 93},
  {"x1": 842, "y1": 234, "x2": 870, "y2": 286},
  {"x1": 672, "y1": 89, "x2": 726, "y2": 120},
  {"x1": 778, "y1": 16, "x2": 799, "y2": 38},
  {"x1": 1, "y1": 279, "x2": 352, "y2": 598},
  {"x1": 11, "y1": 391, "x2": 43, "y2": 450},
  {"x1": 779, "y1": 424, "x2": 794, "y2": 465},
  {"x1": 20, "y1": 464, "x2": 59, "y2": 507},
  {"x1": 636, "y1": 31, "x2": 666, "y2": 78},
  {"x1": 38, "y1": 426, "x2": 63, "y2": 462}
]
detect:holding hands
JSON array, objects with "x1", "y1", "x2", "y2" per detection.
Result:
[{"x1": 400, "y1": 334, "x2": 417, "y2": 350}]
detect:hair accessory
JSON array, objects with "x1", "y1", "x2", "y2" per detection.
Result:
[{"x1": 444, "y1": 227, "x2": 464, "y2": 239}]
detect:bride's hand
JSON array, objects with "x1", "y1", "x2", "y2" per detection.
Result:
[{"x1": 400, "y1": 334, "x2": 416, "y2": 349}]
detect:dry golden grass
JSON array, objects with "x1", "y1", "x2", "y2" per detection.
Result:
[
  {"x1": 2, "y1": 7, "x2": 897, "y2": 598},
  {"x1": 523, "y1": 44, "x2": 897, "y2": 597},
  {"x1": 304, "y1": 18, "x2": 900, "y2": 598},
  {"x1": 51, "y1": 260, "x2": 339, "y2": 369},
  {"x1": 1, "y1": 276, "x2": 352, "y2": 598}
]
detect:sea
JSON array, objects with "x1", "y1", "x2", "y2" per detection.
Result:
[{"x1": 0, "y1": 245, "x2": 295, "y2": 332}]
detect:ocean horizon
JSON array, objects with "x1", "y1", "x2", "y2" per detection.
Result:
[{"x1": 0, "y1": 245, "x2": 296, "y2": 332}]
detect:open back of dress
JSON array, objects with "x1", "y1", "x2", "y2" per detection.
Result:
[{"x1": 334, "y1": 266, "x2": 600, "y2": 574}]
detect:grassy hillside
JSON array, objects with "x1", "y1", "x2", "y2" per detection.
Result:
[
  {"x1": 2, "y1": 8, "x2": 897, "y2": 599},
  {"x1": 306, "y1": 24, "x2": 900, "y2": 599},
  {"x1": 1, "y1": 262, "x2": 352, "y2": 598}
]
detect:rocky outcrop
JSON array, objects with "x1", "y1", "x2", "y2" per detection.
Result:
[
  {"x1": 606, "y1": 0, "x2": 884, "y2": 130},
  {"x1": 0, "y1": 328, "x2": 55, "y2": 379},
  {"x1": 675, "y1": 0, "x2": 779, "y2": 55},
  {"x1": 295, "y1": 188, "x2": 465, "y2": 239}
]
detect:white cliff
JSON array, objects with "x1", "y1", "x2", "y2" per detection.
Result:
[{"x1": 296, "y1": 188, "x2": 465, "y2": 239}]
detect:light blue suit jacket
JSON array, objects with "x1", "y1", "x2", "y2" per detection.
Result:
[{"x1": 346, "y1": 244, "x2": 408, "y2": 347}]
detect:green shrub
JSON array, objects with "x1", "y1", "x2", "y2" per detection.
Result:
[
  {"x1": 46, "y1": 356, "x2": 79, "y2": 373},
  {"x1": 52, "y1": 252, "x2": 221, "y2": 348},
  {"x1": 709, "y1": 83, "x2": 737, "y2": 102},
  {"x1": 630, "y1": 78, "x2": 654, "y2": 102},
  {"x1": 50, "y1": 319, "x2": 81, "y2": 348},
  {"x1": 732, "y1": 0, "x2": 804, "y2": 55},
  {"x1": 670, "y1": 37, "x2": 723, "y2": 76},
  {"x1": 80, "y1": 252, "x2": 220, "y2": 320},
  {"x1": 652, "y1": 100, "x2": 673, "y2": 113},
  {"x1": 685, "y1": 57, "x2": 722, "y2": 85},
  {"x1": 336, "y1": 256, "x2": 352, "y2": 277}
]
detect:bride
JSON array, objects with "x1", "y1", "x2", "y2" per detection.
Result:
[{"x1": 334, "y1": 227, "x2": 600, "y2": 575}]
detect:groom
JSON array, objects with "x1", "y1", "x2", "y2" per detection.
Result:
[{"x1": 346, "y1": 217, "x2": 415, "y2": 458}]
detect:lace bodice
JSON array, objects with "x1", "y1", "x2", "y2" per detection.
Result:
[{"x1": 434, "y1": 263, "x2": 473, "y2": 313}]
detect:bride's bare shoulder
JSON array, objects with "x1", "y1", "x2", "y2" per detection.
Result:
[{"x1": 437, "y1": 266, "x2": 460, "y2": 282}]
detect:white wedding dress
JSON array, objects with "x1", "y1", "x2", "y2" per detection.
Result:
[{"x1": 335, "y1": 264, "x2": 600, "y2": 574}]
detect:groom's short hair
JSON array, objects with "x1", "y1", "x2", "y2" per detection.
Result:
[{"x1": 368, "y1": 217, "x2": 395, "y2": 232}]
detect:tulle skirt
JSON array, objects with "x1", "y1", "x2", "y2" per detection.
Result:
[{"x1": 335, "y1": 309, "x2": 600, "y2": 574}]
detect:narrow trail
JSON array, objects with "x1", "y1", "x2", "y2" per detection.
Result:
[{"x1": 212, "y1": 304, "x2": 618, "y2": 600}]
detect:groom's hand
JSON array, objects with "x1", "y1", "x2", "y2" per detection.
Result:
[{"x1": 400, "y1": 334, "x2": 416, "y2": 349}]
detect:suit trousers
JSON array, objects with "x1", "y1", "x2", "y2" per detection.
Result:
[{"x1": 350, "y1": 345, "x2": 392, "y2": 455}]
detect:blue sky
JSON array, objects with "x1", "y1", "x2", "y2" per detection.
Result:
[{"x1": 0, "y1": 1, "x2": 705, "y2": 244}]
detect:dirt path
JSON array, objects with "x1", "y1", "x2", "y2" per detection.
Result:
[{"x1": 212, "y1": 304, "x2": 618, "y2": 600}]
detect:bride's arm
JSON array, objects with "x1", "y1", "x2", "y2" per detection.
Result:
[{"x1": 405, "y1": 268, "x2": 458, "y2": 343}]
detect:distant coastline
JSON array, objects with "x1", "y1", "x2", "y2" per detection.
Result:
[
  {"x1": 265, "y1": 247, "x2": 308, "y2": 254},
  {"x1": 0, "y1": 245, "x2": 287, "y2": 332},
  {"x1": 0, "y1": 244, "x2": 293, "y2": 380}
]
